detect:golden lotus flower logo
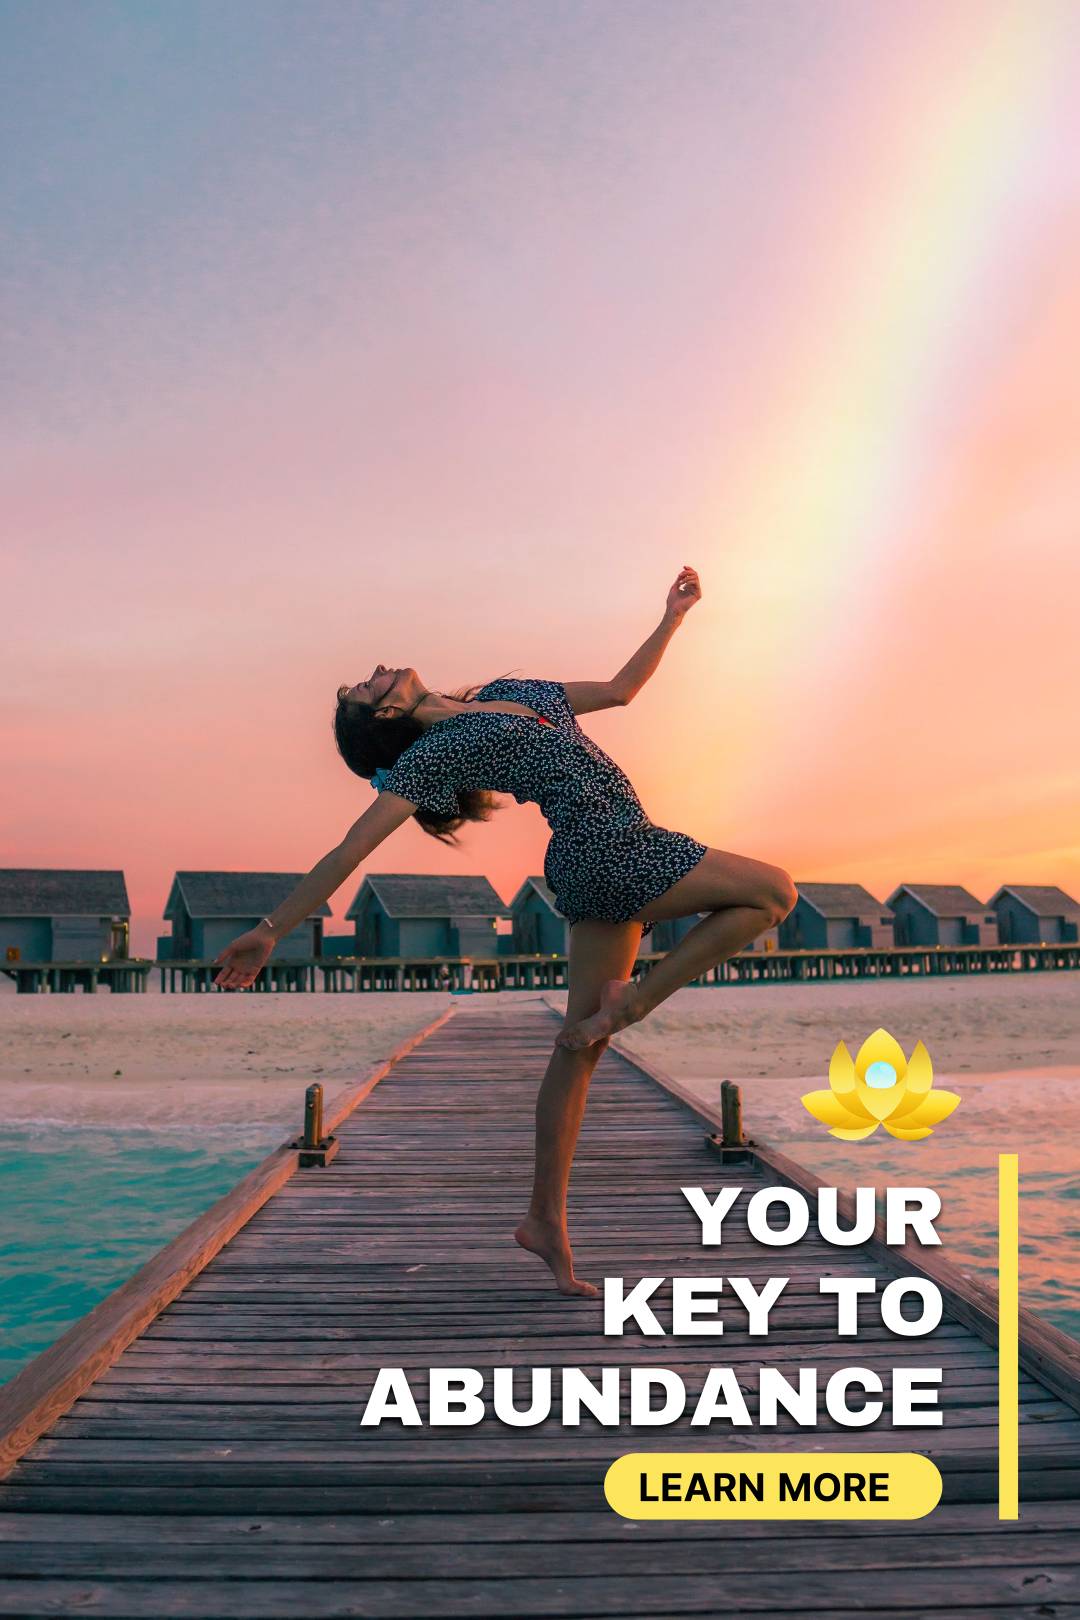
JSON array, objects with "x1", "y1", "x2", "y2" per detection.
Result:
[{"x1": 801, "y1": 1028, "x2": 960, "y2": 1141}]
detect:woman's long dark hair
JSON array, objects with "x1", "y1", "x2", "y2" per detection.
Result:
[{"x1": 333, "y1": 683, "x2": 500, "y2": 845}]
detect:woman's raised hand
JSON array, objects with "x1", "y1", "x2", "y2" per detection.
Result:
[
  {"x1": 666, "y1": 565, "x2": 701, "y2": 619},
  {"x1": 213, "y1": 927, "x2": 274, "y2": 990}
]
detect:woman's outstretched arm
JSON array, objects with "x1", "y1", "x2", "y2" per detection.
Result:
[
  {"x1": 563, "y1": 565, "x2": 701, "y2": 715},
  {"x1": 212, "y1": 791, "x2": 417, "y2": 988}
]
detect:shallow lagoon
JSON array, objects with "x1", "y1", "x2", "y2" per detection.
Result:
[
  {"x1": 0, "y1": 1121, "x2": 281, "y2": 1382},
  {"x1": 2, "y1": 1086, "x2": 1077, "y2": 1387}
]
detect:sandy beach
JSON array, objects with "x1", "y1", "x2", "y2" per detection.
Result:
[
  {"x1": 2, "y1": 973, "x2": 1078, "y2": 1133},
  {"x1": 601, "y1": 972, "x2": 1080, "y2": 1150},
  {"x1": 0, "y1": 987, "x2": 452, "y2": 1134}
]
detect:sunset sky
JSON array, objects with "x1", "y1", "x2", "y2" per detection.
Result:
[{"x1": 4, "y1": 0, "x2": 1079, "y2": 954}]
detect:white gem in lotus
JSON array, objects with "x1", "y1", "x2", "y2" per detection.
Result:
[{"x1": 865, "y1": 1060, "x2": 897, "y2": 1090}]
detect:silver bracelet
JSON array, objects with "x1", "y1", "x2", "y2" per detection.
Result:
[{"x1": 260, "y1": 916, "x2": 277, "y2": 933}]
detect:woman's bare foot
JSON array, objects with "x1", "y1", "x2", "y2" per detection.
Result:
[
  {"x1": 514, "y1": 1215, "x2": 598, "y2": 1297},
  {"x1": 555, "y1": 978, "x2": 643, "y2": 1051}
]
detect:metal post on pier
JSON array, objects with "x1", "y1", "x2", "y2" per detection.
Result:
[
  {"x1": 303, "y1": 1083, "x2": 323, "y2": 1148},
  {"x1": 291, "y1": 1081, "x2": 340, "y2": 1167},
  {"x1": 720, "y1": 1079, "x2": 743, "y2": 1147},
  {"x1": 707, "y1": 1079, "x2": 750, "y2": 1163}
]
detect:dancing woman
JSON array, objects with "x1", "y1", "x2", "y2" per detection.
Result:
[{"x1": 213, "y1": 568, "x2": 796, "y2": 1294}]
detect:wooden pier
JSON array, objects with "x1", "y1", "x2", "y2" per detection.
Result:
[
  {"x1": 1, "y1": 1004, "x2": 1079, "y2": 1616},
  {"x1": 157, "y1": 953, "x2": 571, "y2": 994},
  {"x1": 152, "y1": 940, "x2": 1080, "y2": 993},
  {"x1": 7, "y1": 943, "x2": 1076, "y2": 995},
  {"x1": 1, "y1": 960, "x2": 151, "y2": 994}
]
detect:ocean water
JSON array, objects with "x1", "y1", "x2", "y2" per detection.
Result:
[
  {"x1": 2, "y1": 1081, "x2": 1077, "y2": 1388},
  {"x1": 751, "y1": 1126, "x2": 1080, "y2": 1339},
  {"x1": 663, "y1": 1067, "x2": 1080, "y2": 1342},
  {"x1": 0, "y1": 1120, "x2": 283, "y2": 1385}
]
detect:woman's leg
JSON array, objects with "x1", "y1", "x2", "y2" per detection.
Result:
[
  {"x1": 556, "y1": 848, "x2": 797, "y2": 1050},
  {"x1": 515, "y1": 919, "x2": 643, "y2": 1296}
]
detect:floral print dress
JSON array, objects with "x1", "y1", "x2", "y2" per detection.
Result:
[{"x1": 380, "y1": 677, "x2": 707, "y2": 934}]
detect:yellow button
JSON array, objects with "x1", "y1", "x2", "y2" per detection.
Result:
[{"x1": 605, "y1": 1453, "x2": 941, "y2": 1520}]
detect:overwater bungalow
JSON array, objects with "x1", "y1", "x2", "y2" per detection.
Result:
[
  {"x1": 989, "y1": 884, "x2": 1080, "y2": 945},
  {"x1": 346, "y1": 874, "x2": 508, "y2": 958},
  {"x1": 642, "y1": 910, "x2": 779, "y2": 953},
  {"x1": 160, "y1": 871, "x2": 330, "y2": 960},
  {"x1": 779, "y1": 882, "x2": 894, "y2": 950},
  {"x1": 0, "y1": 868, "x2": 131, "y2": 963},
  {"x1": 510, "y1": 876, "x2": 570, "y2": 955},
  {"x1": 887, "y1": 884, "x2": 997, "y2": 947}
]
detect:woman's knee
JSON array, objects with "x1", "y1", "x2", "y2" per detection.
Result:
[
  {"x1": 757, "y1": 865, "x2": 798, "y2": 925},
  {"x1": 744, "y1": 861, "x2": 803, "y2": 926}
]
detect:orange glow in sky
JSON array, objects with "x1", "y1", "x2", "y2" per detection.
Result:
[{"x1": 3, "y1": 1, "x2": 1078, "y2": 951}]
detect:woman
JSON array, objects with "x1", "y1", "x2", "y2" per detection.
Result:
[{"x1": 213, "y1": 568, "x2": 796, "y2": 1295}]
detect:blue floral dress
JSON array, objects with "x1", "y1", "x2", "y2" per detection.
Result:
[{"x1": 380, "y1": 678, "x2": 707, "y2": 934}]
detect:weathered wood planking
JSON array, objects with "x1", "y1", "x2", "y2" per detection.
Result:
[{"x1": 1, "y1": 1002, "x2": 1078, "y2": 1618}]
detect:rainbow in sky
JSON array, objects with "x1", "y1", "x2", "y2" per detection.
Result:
[{"x1": 704, "y1": 0, "x2": 1072, "y2": 821}]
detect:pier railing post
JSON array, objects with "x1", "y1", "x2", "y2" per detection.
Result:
[
  {"x1": 706, "y1": 1080, "x2": 750, "y2": 1163},
  {"x1": 720, "y1": 1080, "x2": 743, "y2": 1148},
  {"x1": 303, "y1": 1083, "x2": 323, "y2": 1149},
  {"x1": 291, "y1": 1081, "x2": 340, "y2": 1168}
]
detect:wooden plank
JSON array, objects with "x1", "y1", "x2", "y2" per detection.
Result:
[
  {"x1": 84, "y1": 1367, "x2": 1041, "y2": 1398},
  {"x1": 4, "y1": 1528, "x2": 1080, "y2": 1578},
  {"x1": 131, "y1": 1324, "x2": 980, "y2": 1349},
  {"x1": 4, "y1": 1500, "x2": 1079, "y2": 1541},
  {"x1": 0, "y1": 1565, "x2": 1076, "y2": 1616},
  {"x1": 44, "y1": 1404, "x2": 1073, "y2": 1443},
  {"x1": 112, "y1": 1342, "x2": 1005, "y2": 1373},
  {"x1": 4, "y1": 1468, "x2": 1079, "y2": 1515},
  {"x1": 27, "y1": 1422, "x2": 1080, "y2": 1463}
]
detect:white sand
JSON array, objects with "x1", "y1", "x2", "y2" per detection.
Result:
[
  {"x1": 0, "y1": 990, "x2": 451, "y2": 1132},
  {"x1": 592, "y1": 977, "x2": 1080, "y2": 1177},
  {"x1": 3, "y1": 973, "x2": 1076, "y2": 1133},
  {"x1": 604, "y1": 972, "x2": 1080, "y2": 1083}
]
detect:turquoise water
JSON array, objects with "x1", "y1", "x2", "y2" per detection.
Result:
[
  {"x1": 0, "y1": 1123, "x2": 281, "y2": 1385},
  {"x1": 2, "y1": 1116, "x2": 1077, "y2": 1387},
  {"x1": 764, "y1": 1131, "x2": 1080, "y2": 1341}
]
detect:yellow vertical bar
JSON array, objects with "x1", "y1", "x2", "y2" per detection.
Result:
[{"x1": 998, "y1": 1152, "x2": 1019, "y2": 1519}]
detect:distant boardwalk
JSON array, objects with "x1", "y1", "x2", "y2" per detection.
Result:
[
  {"x1": 3, "y1": 940, "x2": 1077, "y2": 993},
  {"x1": 153, "y1": 939, "x2": 1080, "y2": 992},
  {"x1": 1, "y1": 1005, "x2": 1078, "y2": 1613}
]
